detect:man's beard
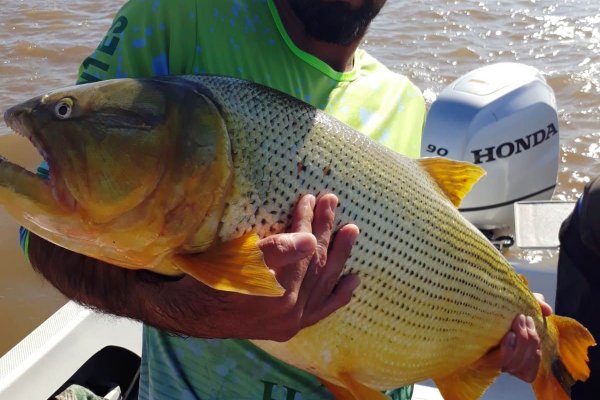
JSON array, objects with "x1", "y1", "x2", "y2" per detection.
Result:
[{"x1": 289, "y1": 0, "x2": 385, "y2": 46}]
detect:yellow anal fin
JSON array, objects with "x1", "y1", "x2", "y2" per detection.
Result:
[
  {"x1": 433, "y1": 348, "x2": 501, "y2": 400},
  {"x1": 335, "y1": 373, "x2": 390, "y2": 400},
  {"x1": 319, "y1": 378, "x2": 356, "y2": 400},
  {"x1": 532, "y1": 315, "x2": 596, "y2": 400},
  {"x1": 171, "y1": 232, "x2": 285, "y2": 297},
  {"x1": 417, "y1": 157, "x2": 486, "y2": 207}
]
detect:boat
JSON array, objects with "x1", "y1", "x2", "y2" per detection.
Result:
[{"x1": 0, "y1": 63, "x2": 572, "y2": 399}]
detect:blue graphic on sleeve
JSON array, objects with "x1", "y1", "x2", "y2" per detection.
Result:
[
  {"x1": 133, "y1": 38, "x2": 146, "y2": 48},
  {"x1": 152, "y1": 53, "x2": 170, "y2": 75}
]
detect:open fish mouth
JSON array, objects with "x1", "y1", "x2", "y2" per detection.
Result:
[
  {"x1": 2, "y1": 102, "x2": 76, "y2": 210},
  {"x1": 4, "y1": 102, "x2": 50, "y2": 171}
]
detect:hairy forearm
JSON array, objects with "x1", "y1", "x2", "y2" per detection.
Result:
[
  {"x1": 27, "y1": 233, "x2": 220, "y2": 337},
  {"x1": 26, "y1": 194, "x2": 360, "y2": 341}
]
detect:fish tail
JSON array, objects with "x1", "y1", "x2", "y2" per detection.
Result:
[{"x1": 532, "y1": 315, "x2": 596, "y2": 400}]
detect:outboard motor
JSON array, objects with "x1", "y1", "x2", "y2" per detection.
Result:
[{"x1": 422, "y1": 63, "x2": 559, "y2": 241}]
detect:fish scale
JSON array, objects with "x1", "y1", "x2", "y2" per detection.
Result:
[
  {"x1": 1, "y1": 75, "x2": 593, "y2": 399},
  {"x1": 181, "y1": 75, "x2": 536, "y2": 387}
]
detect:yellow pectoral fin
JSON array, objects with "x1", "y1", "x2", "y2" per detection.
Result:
[
  {"x1": 336, "y1": 373, "x2": 390, "y2": 400},
  {"x1": 433, "y1": 348, "x2": 501, "y2": 400},
  {"x1": 171, "y1": 232, "x2": 285, "y2": 297},
  {"x1": 417, "y1": 157, "x2": 486, "y2": 207}
]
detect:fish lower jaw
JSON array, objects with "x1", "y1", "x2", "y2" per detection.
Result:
[
  {"x1": 0, "y1": 155, "x2": 37, "y2": 179},
  {"x1": 0, "y1": 152, "x2": 45, "y2": 182},
  {"x1": 0, "y1": 156, "x2": 75, "y2": 213}
]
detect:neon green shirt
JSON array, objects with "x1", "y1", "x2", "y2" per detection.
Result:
[
  {"x1": 78, "y1": 0, "x2": 424, "y2": 157},
  {"x1": 73, "y1": 0, "x2": 426, "y2": 399}
]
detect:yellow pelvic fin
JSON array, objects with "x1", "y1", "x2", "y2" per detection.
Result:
[
  {"x1": 170, "y1": 232, "x2": 285, "y2": 297},
  {"x1": 417, "y1": 157, "x2": 486, "y2": 207},
  {"x1": 334, "y1": 373, "x2": 390, "y2": 400},
  {"x1": 433, "y1": 347, "x2": 501, "y2": 400},
  {"x1": 532, "y1": 315, "x2": 596, "y2": 400}
]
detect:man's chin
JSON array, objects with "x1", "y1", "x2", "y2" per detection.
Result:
[
  {"x1": 290, "y1": 0, "x2": 381, "y2": 46},
  {"x1": 306, "y1": 26, "x2": 365, "y2": 47}
]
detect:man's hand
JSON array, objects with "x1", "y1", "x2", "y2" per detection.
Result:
[
  {"x1": 499, "y1": 293, "x2": 553, "y2": 382},
  {"x1": 257, "y1": 193, "x2": 361, "y2": 337},
  {"x1": 185, "y1": 193, "x2": 361, "y2": 341}
]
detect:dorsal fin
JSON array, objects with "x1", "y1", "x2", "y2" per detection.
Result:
[
  {"x1": 519, "y1": 273, "x2": 529, "y2": 286},
  {"x1": 417, "y1": 157, "x2": 486, "y2": 207}
]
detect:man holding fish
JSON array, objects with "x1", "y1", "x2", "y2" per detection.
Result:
[{"x1": 16, "y1": 0, "x2": 554, "y2": 398}]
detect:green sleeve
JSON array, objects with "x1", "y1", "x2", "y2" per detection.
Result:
[{"x1": 77, "y1": 0, "x2": 197, "y2": 83}]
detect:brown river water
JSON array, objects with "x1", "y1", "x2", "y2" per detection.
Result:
[{"x1": 0, "y1": 0, "x2": 598, "y2": 356}]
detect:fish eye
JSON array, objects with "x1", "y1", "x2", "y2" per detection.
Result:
[{"x1": 54, "y1": 98, "x2": 73, "y2": 120}]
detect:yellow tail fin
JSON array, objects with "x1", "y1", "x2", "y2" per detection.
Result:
[{"x1": 532, "y1": 315, "x2": 596, "y2": 400}]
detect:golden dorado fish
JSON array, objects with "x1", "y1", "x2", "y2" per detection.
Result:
[{"x1": 0, "y1": 76, "x2": 595, "y2": 399}]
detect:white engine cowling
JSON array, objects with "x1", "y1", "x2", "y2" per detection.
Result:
[{"x1": 421, "y1": 63, "x2": 559, "y2": 230}]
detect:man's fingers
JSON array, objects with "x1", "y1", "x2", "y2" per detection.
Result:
[
  {"x1": 296, "y1": 194, "x2": 340, "y2": 304},
  {"x1": 311, "y1": 194, "x2": 338, "y2": 268},
  {"x1": 500, "y1": 332, "x2": 517, "y2": 355},
  {"x1": 509, "y1": 341, "x2": 540, "y2": 382},
  {"x1": 304, "y1": 224, "x2": 359, "y2": 311},
  {"x1": 321, "y1": 224, "x2": 359, "y2": 289},
  {"x1": 258, "y1": 194, "x2": 318, "y2": 290},
  {"x1": 301, "y1": 273, "x2": 361, "y2": 328},
  {"x1": 519, "y1": 316, "x2": 542, "y2": 382},
  {"x1": 291, "y1": 194, "x2": 316, "y2": 233},
  {"x1": 258, "y1": 233, "x2": 316, "y2": 294},
  {"x1": 533, "y1": 293, "x2": 553, "y2": 316},
  {"x1": 256, "y1": 193, "x2": 360, "y2": 335},
  {"x1": 502, "y1": 315, "x2": 527, "y2": 371},
  {"x1": 501, "y1": 315, "x2": 541, "y2": 382},
  {"x1": 258, "y1": 233, "x2": 317, "y2": 270}
]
